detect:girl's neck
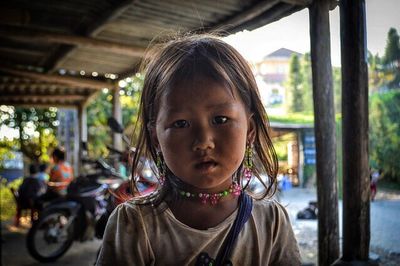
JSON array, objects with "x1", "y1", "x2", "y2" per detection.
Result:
[
  {"x1": 165, "y1": 175, "x2": 241, "y2": 229},
  {"x1": 167, "y1": 194, "x2": 239, "y2": 230},
  {"x1": 169, "y1": 176, "x2": 241, "y2": 205}
]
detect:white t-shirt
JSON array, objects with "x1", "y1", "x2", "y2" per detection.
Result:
[{"x1": 96, "y1": 196, "x2": 301, "y2": 266}]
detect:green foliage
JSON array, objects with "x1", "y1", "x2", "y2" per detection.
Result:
[
  {"x1": 368, "y1": 51, "x2": 386, "y2": 92},
  {"x1": 0, "y1": 139, "x2": 18, "y2": 169},
  {"x1": 0, "y1": 106, "x2": 58, "y2": 164},
  {"x1": 383, "y1": 28, "x2": 400, "y2": 89},
  {"x1": 273, "y1": 140, "x2": 288, "y2": 161},
  {"x1": 383, "y1": 28, "x2": 400, "y2": 66},
  {"x1": 269, "y1": 113, "x2": 314, "y2": 124},
  {"x1": 86, "y1": 74, "x2": 144, "y2": 158},
  {"x1": 286, "y1": 54, "x2": 304, "y2": 113},
  {"x1": 0, "y1": 177, "x2": 22, "y2": 221},
  {"x1": 369, "y1": 90, "x2": 400, "y2": 182},
  {"x1": 287, "y1": 53, "x2": 341, "y2": 114},
  {"x1": 300, "y1": 53, "x2": 314, "y2": 114},
  {"x1": 120, "y1": 74, "x2": 144, "y2": 144},
  {"x1": 86, "y1": 91, "x2": 113, "y2": 158},
  {"x1": 333, "y1": 67, "x2": 342, "y2": 113},
  {"x1": 369, "y1": 28, "x2": 400, "y2": 90},
  {"x1": 303, "y1": 164, "x2": 316, "y2": 188}
]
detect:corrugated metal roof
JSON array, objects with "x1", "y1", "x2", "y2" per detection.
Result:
[{"x1": 0, "y1": 0, "x2": 309, "y2": 107}]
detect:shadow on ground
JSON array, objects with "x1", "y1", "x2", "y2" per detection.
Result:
[{"x1": 1, "y1": 218, "x2": 101, "y2": 266}]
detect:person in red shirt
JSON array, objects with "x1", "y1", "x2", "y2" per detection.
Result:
[{"x1": 48, "y1": 147, "x2": 74, "y2": 195}]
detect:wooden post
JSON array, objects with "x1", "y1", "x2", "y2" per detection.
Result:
[
  {"x1": 309, "y1": 0, "x2": 340, "y2": 265},
  {"x1": 78, "y1": 104, "x2": 88, "y2": 174},
  {"x1": 112, "y1": 88, "x2": 123, "y2": 151},
  {"x1": 333, "y1": 0, "x2": 372, "y2": 264},
  {"x1": 72, "y1": 108, "x2": 79, "y2": 178}
]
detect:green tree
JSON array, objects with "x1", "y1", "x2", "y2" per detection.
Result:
[
  {"x1": 300, "y1": 53, "x2": 313, "y2": 114},
  {"x1": 0, "y1": 106, "x2": 58, "y2": 164},
  {"x1": 382, "y1": 28, "x2": 400, "y2": 89},
  {"x1": 286, "y1": 54, "x2": 304, "y2": 113},
  {"x1": 298, "y1": 53, "x2": 340, "y2": 114},
  {"x1": 86, "y1": 74, "x2": 144, "y2": 158},
  {"x1": 368, "y1": 51, "x2": 386, "y2": 92},
  {"x1": 369, "y1": 90, "x2": 400, "y2": 182},
  {"x1": 332, "y1": 67, "x2": 342, "y2": 113}
]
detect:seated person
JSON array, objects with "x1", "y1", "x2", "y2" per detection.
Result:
[
  {"x1": 47, "y1": 147, "x2": 74, "y2": 196},
  {"x1": 15, "y1": 164, "x2": 46, "y2": 226},
  {"x1": 37, "y1": 163, "x2": 49, "y2": 182}
]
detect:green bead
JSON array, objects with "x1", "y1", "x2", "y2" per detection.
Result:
[
  {"x1": 180, "y1": 191, "x2": 185, "y2": 196},
  {"x1": 223, "y1": 191, "x2": 228, "y2": 196}
]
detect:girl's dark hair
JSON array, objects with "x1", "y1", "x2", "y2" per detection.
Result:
[{"x1": 131, "y1": 33, "x2": 278, "y2": 204}]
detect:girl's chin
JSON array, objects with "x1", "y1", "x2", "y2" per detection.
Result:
[{"x1": 180, "y1": 177, "x2": 233, "y2": 192}]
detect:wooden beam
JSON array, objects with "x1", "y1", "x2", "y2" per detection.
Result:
[
  {"x1": 0, "y1": 102, "x2": 78, "y2": 108},
  {"x1": 210, "y1": 0, "x2": 280, "y2": 33},
  {"x1": 0, "y1": 66, "x2": 117, "y2": 90},
  {"x1": 51, "y1": 0, "x2": 134, "y2": 72},
  {"x1": 229, "y1": 3, "x2": 302, "y2": 34},
  {"x1": 281, "y1": 0, "x2": 312, "y2": 6},
  {"x1": 0, "y1": 7, "x2": 30, "y2": 25},
  {"x1": 309, "y1": 0, "x2": 340, "y2": 265},
  {"x1": 0, "y1": 26, "x2": 146, "y2": 57},
  {"x1": 333, "y1": 0, "x2": 372, "y2": 265},
  {"x1": 0, "y1": 95, "x2": 86, "y2": 101}
]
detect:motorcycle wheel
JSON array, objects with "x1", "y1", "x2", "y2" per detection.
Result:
[{"x1": 26, "y1": 208, "x2": 75, "y2": 263}]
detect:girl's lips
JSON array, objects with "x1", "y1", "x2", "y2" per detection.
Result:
[{"x1": 195, "y1": 161, "x2": 217, "y2": 171}]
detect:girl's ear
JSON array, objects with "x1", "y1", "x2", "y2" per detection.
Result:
[{"x1": 247, "y1": 114, "x2": 256, "y2": 144}]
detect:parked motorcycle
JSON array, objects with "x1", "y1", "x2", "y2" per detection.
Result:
[
  {"x1": 26, "y1": 117, "x2": 156, "y2": 263},
  {"x1": 26, "y1": 156, "x2": 124, "y2": 262}
]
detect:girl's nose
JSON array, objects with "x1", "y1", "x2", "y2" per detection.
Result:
[{"x1": 192, "y1": 126, "x2": 215, "y2": 151}]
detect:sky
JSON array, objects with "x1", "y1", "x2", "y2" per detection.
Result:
[{"x1": 224, "y1": 0, "x2": 400, "y2": 66}]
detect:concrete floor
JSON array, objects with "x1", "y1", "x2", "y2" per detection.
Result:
[
  {"x1": 1, "y1": 220, "x2": 101, "y2": 266},
  {"x1": 1, "y1": 187, "x2": 399, "y2": 265}
]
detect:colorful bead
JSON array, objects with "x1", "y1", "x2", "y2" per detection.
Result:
[
  {"x1": 178, "y1": 183, "x2": 241, "y2": 205},
  {"x1": 243, "y1": 143, "x2": 254, "y2": 182}
]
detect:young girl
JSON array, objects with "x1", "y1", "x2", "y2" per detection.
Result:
[{"x1": 96, "y1": 34, "x2": 301, "y2": 265}]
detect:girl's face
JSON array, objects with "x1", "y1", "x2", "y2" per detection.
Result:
[{"x1": 153, "y1": 77, "x2": 255, "y2": 191}]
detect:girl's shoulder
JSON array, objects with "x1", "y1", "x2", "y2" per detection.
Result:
[
  {"x1": 110, "y1": 198, "x2": 166, "y2": 222},
  {"x1": 251, "y1": 197, "x2": 292, "y2": 224}
]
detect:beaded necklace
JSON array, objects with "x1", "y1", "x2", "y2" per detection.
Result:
[{"x1": 177, "y1": 182, "x2": 242, "y2": 205}]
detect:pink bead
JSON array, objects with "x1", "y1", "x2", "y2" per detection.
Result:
[{"x1": 210, "y1": 194, "x2": 219, "y2": 205}]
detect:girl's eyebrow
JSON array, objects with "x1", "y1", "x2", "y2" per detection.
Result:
[{"x1": 165, "y1": 102, "x2": 237, "y2": 114}]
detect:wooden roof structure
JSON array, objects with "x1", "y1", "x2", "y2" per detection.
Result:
[{"x1": 0, "y1": 0, "x2": 309, "y2": 107}]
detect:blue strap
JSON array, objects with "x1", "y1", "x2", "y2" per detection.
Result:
[{"x1": 214, "y1": 193, "x2": 253, "y2": 266}]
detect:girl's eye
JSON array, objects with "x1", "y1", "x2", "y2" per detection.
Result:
[
  {"x1": 172, "y1": 120, "x2": 189, "y2": 128},
  {"x1": 212, "y1": 116, "x2": 228, "y2": 125}
]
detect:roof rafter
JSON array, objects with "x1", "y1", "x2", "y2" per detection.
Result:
[
  {"x1": 0, "y1": 26, "x2": 146, "y2": 57},
  {"x1": 210, "y1": 0, "x2": 281, "y2": 33},
  {"x1": 0, "y1": 66, "x2": 117, "y2": 90}
]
